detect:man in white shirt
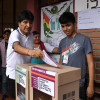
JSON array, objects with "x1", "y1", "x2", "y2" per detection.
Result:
[{"x1": 6, "y1": 10, "x2": 44, "y2": 98}]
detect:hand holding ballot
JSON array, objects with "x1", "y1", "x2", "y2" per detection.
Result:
[{"x1": 42, "y1": 50, "x2": 59, "y2": 67}]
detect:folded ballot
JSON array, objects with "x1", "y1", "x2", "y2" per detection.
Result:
[{"x1": 42, "y1": 50, "x2": 59, "y2": 67}]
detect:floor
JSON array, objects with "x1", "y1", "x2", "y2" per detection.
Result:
[{"x1": 0, "y1": 87, "x2": 15, "y2": 100}]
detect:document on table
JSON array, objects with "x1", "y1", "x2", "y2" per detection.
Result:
[{"x1": 42, "y1": 50, "x2": 59, "y2": 67}]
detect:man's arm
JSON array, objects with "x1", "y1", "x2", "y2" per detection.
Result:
[
  {"x1": 86, "y1": 52, "x2": 94, "y2": 98},
  {"x1": 52, "y1": 47, "x2": 58, "y2": 53},
  {"x1": 13, "y1": 42, "x2": 44, "y2": 58},
  {"x1": 44, "y1": 43, "x2": 58, "y2": 53}
]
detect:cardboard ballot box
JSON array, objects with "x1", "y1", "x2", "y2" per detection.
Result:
[
  {"x1": 29, "y1": 64, "x2": 81, "y2": 100},
  {"x1": 15, "y1": 64, "x2": 81, "y2": 100}
]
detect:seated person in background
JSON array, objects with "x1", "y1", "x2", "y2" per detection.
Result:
[{"x1": 31, "y1": 31, "x2": 58, "y2": 64}]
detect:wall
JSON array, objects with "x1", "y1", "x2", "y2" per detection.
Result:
[
  {"x1": 26, "y1": 0, "x2": 40, "y2": 32},
  {"x1": 0, "y1": 0, "x2": 27, "y2": 35}
]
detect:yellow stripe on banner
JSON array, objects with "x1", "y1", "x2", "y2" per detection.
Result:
[
  {"x1": 43, "y1": 19, "x2": 49, "y2": 28},
  {"x1": 46, "y1": 22, "x2": 49, "y2": 28},
  {"x1": 31, "y1": 71, "x2": 55, "y2": 81},
  {"x1": 43, "y1": 19, "x2": 46, "y2": 23}
]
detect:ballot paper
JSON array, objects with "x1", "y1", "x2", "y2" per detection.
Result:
[{"x1": 42, "y1": 50, "x2": 59, "y2": 67}]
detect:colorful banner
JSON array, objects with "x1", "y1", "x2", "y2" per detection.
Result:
[{"x1": 41, "y1": 0, "x2": 73, "y2": 47}]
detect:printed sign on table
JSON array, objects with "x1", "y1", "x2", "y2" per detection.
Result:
[{"x1": 31, "y1": 67, "x2": 56, "y2": 97}]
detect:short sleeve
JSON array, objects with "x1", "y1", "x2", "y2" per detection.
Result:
[
  {"x1": 12, "y1": 30, "x2": 20, "y2": 42},
  {"x1": 9, "y1": 30, "x2": 20, "y2": 48},
  {"x1": 84, "y1": 36, "x2": 93, "y2": 54},
  {"x1": 57, "y1": 39, "x2": 63, "y2": 53}
]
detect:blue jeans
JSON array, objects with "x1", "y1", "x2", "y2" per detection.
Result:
[{"x1": 1, "y1": 67, "x2": 7, "y2": 95}]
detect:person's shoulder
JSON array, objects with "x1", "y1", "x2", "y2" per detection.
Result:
[
  {"x1": 60, "y1": 37, "x2": 66, "y2": 43},
  {"x1": 11, "y1": 29, "x2": 18, "y2": 34},
  {"x1": 78, "y1": 33, "x2": 90, "y2": 39},
  {"x1": 0, "y1": 39, "x2": 5, "y2": 48},
  {"x1": 10, "y1": 30, "x2": 19, "y2": 37},
  {"x1": 0, "y1": 39, "x2": 5, "y2": 44}
]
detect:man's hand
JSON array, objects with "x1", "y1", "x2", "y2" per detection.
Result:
[
  {"x1": 27, "y1": 48, "x2": 44, "y2": 58},
  {"x1": 87, "y1": 85, "x2": 94, "y2": 98}
]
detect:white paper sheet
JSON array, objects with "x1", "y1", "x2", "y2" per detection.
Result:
[
  {"x1": 78, "y1": 8, "x2": 100, "y2": 29},
  {"x1": 42, "y1": 50, "x2": 59, "y2": 67}
]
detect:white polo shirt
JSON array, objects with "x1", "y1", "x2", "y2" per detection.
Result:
[{"x1": 6, "y1": 28, "x2": 33, "y2": 79}]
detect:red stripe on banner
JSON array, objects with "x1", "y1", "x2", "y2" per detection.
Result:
[{"x1": 43, "y1": 12, "x2": 49, "y2": 24}]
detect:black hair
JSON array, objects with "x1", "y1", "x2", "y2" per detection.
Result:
[
  {"x1": 32, "y1": 31, "x2": 40, "y2": 36},
  {"x1": 3, "y1": 29, "x2": 11, "y2": 35},
  {"x1": 0, "y1": 35, "x2": 3, "y2": 39},
  {"x1": 18, "y1": 10, "x2": 34, "y2": 22},
  {"x1": 59, "y1": 12, "x2": 75, "y2": 24}
]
